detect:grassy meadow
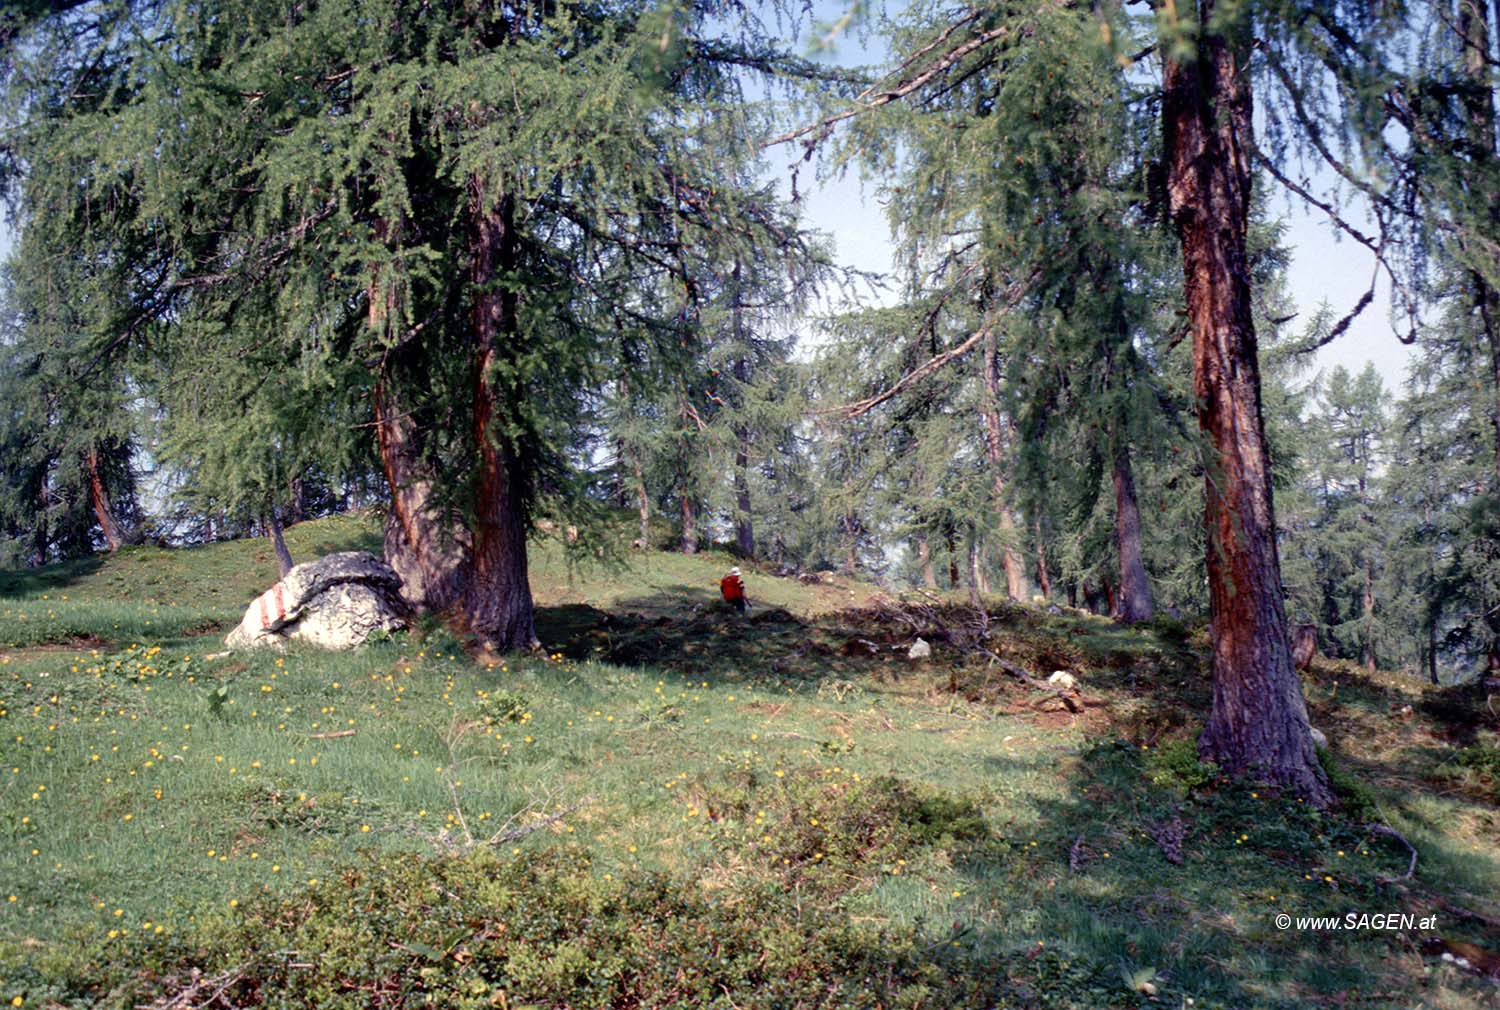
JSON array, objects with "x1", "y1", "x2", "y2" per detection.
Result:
[{"x1": 2, "y1": 515, "x2": 1499, "y2": 1008}]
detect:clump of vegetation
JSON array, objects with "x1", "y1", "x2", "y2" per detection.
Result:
[
  {"x1": 1316, "y1": 749, "x2": 1381, "y2": 822},
  {"x1": 472, "y1": 689, "x2": 530, "y2": 725},
  {"x1": 9, "y1": 849, "x2": 1144, "y2": 1010},
  {"x1": 695, "y1": 769, "x2": 995, "y2": 894},
  {"x1": 1438, "y1": 741, "x2": 1500, "y2": 802},
  {"x1": 1143, "y1": 738, "x2": 1218, "y2": 793}
]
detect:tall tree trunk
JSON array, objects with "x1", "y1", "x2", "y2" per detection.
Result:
[
  {"x1": 268, "y1": 510, "x2": 295, "y2": 578},
  {"x1": 617, "y1": 375, "x2": 651, "y2": 551},
  {"x1": 944, "y1": 520, "x2": 960, "y2": 589},
  {"x1": 1424, "y1": 483, "x2": 1439, "y2": 685},
  {"x1": 85, "y1": 447, "x2": 126, "y2": 552},
  {"x1": 28, "y1": 462, "x2": 50, "y2": 567},
  {"x1": 374, "y1": 382, "x2": 467, "y2": 614},
  {"x1": 1112, "y1": 438, "x2": 1155, "y2": 623},
  {"x1": 1459, "y1": 0, "x2": 1500, "y2": 488},
  {"x1": 680, "y1": 482, "x2": 698, "y2": 555},
  {"x1": 731, "y1": 261, "x2": 756, "y2": 558},
  {"x1": 464, "y1": 184, "x2": 539, "y2": 652},
  {"x1": 1459, "y1": 0, "x2": 1500, "y2": 674},
  {"x1": 1163, "y1": 2, "x2": 1330, "y2": 803},
  {"x1": 916, "y1": 530, "x2": 938, "y2": 588},
  {"x1": 369, "y1": 213, "x2": 468, "y2": 615},
  {"x1": 286, "y1": 476, "x2": 307, "y2": 525},
  {"x1": 1359, "y1": 468, "x2": 1375, "y2": 673},
  {"x1": 1427, "y1": 617, "x2": 1439, "y2": 686},
  {"x1": 733, "y1": 420, "x2": 755, "y2": 557},
  {"x1": 966, "y1": 528, "x2": 984, "y2": 611},
  {"x1": 842, "y1": 511, "x2": 859, "y2": 575},
  {"x1": 979, "y1": 328, "x2": 1028, "y2": 599},
  {"x1": 1033, "y1": 516, "x2": 1053, "y2": 599},
  {"x1": 634, "y1": 454, "x2": 651, "y2": 551}
]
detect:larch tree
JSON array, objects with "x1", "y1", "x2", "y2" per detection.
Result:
[
  {"x1": 775, "y1": 0, "x2": 1443, "y2": 801},
  {"x1": 2, "y1": 0, "x2": 846, "y2": 650}
]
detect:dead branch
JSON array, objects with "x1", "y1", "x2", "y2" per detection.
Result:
[
  {"x1": 487, "y1": 798, "x2": 594, "y2": 847},
  {"x1": 817, "y1": 271, "x2": 1038, "y2": 418},
  {"x1": 1369, "y1": 823, "x2": 1418, "y2": 881},
  {"x1": 1068, "y1": 834, "x2": 1088, "y2": 872},
  {"x1": 144, "y1": 963, "x2": 253, "y2": 1010},
  {"x1": 763, "y1": 22, "x2": 1017, "y2": 150},
  {"x1": 1439, "y1": 899, "x2": 1500, "y2": 930}
]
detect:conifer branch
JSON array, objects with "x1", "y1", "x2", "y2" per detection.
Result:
[
  {"x1": 819, "y1": 271, "x2": 1037, "y2": 418},
  {"x1": 1253, "y1": 151, "x2": 1419, "y2": 346},
  {"x1": 762, "y1": 22, "x2": 1019, "y2": 151},
  {"x1": 1257, "y1": 44, "x2": 1401, "y2": 216},
  {"x1": 1292, "y1": 264, "x2": 1380, "y2": 355}
]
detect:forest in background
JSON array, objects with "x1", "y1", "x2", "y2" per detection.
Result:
[{"x1": 2, "y1": 0, "x2": 1499, "y2": 805}]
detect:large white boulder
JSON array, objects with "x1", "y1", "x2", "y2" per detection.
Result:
[{"x1": 225, "y1": 551, "x2": 408, "y2": 650}]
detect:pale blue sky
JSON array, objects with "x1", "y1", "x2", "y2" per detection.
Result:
[{"x1": 784, "y1": 166, "x2": 1415, "y2": 393}]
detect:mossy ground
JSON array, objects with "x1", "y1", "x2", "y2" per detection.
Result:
[{"x1": 2, "y1": 514, "x2": 1498, "y2": 1008}]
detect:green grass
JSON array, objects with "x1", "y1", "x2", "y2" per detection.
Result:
[{"x1": 3, "y1": 515, "x2": 1499, "y2": 1008}]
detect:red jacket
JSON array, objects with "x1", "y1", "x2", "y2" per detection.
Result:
[{"x1": 720, "y1": 574, "x2": 744, "y2": 601}]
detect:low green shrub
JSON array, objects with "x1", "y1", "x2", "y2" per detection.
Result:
[
  {"x1": 1143, "y1": 738, "x2": 1218, "y2": 792},
  {"x1": 696, "y1": 768, "x2": 996, "y2": 894},
  {"x1": 1316, "y1": 748, "x2": 1379, "y2": 821},
  {"x1": 2, "y1": 849, "x2": 1142, "y2": 1010}
]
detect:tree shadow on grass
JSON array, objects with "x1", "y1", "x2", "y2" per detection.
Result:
[
  {"x1": 0, "y1": 554, "x2": 104, "y2": 598},
  {"x1": 934, "y1": 747, "x2": 1482, "y2": 1007},
  {"x1": 534, "y1": 588, "x2": 929, "y2": 689}
]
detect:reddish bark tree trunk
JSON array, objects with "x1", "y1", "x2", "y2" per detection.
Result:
[
  {"x1": 368, "y1": 213, "x2": 468, "y2": 616},
  {"x1": 945, "y1": 522, "x2": 960, "y2": 589},
  {"x1": 1290, "y1": 624, "x2": 1319, "y2": 670},
  {"x1": 916, "y1": 530, "x2": 938, "y2": 588},
  {"x1": 85, "y1": 447, "x2": 126, "y2": 552},
  {"x1": 1112, "y1": 438, "x2": 1154, "y2": 624},
  {"x1": 464, "y1": 184, "x2": 539, "y2": 652},
  {"x1": 1032, "y1": 517, "x2": 1052, "y2": 600},
  {"x1": 374, "y1": 381, "x2": 468, "y2": 614},
  {"x1": 980, "y1": 328, "x2": 1028, "y2": 599},
  {"x1": 1163, "y1": 2, "x2": 1331, "y2": 803}
]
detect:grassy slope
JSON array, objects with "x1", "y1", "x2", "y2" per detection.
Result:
[{"x1": 2, "y1": 515, "x2": 1498, "y2": 1009}]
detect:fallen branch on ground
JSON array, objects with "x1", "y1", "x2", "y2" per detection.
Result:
[{"x1": 1369, "y1": 823, "x2": 1418, "y2": 881}]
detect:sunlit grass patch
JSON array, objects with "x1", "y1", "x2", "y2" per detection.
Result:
[{"x1": 3, "y1": 523, "x2": 1500, "y2": 1007}]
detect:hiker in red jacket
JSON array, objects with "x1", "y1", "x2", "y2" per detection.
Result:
[{"x1": 720, "y1": 566, "x2": 748, "y2": 614}]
